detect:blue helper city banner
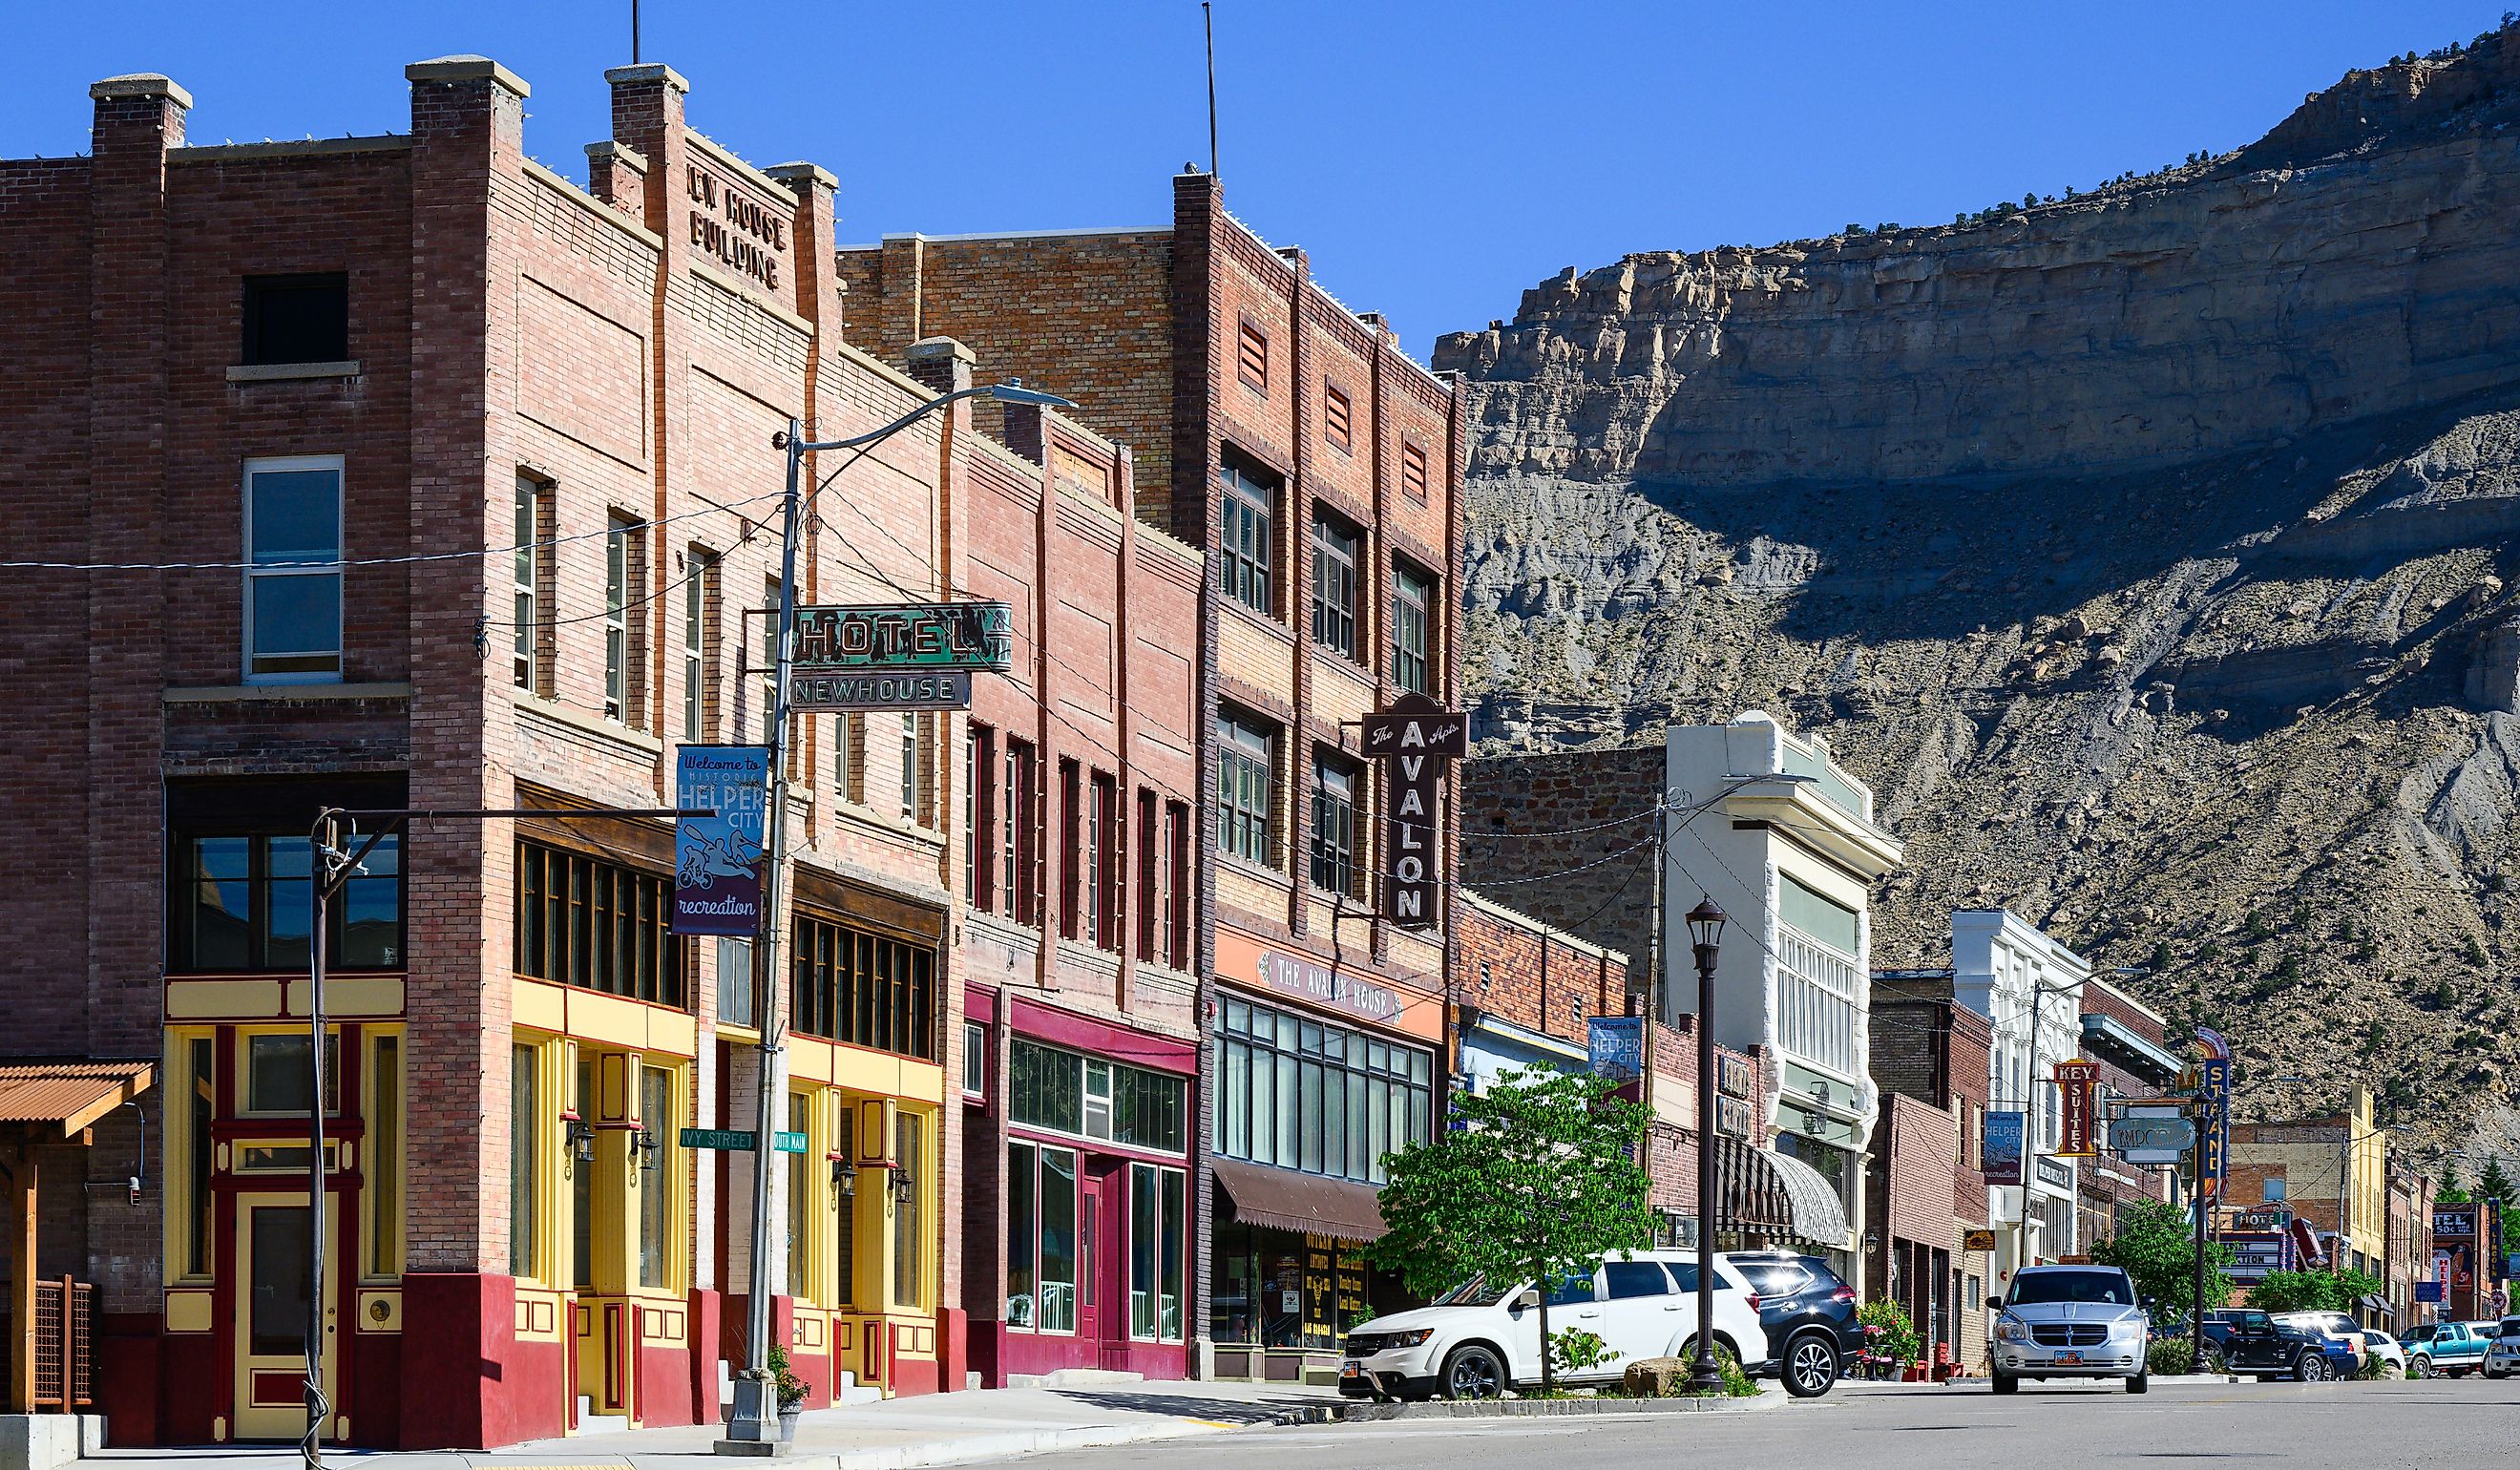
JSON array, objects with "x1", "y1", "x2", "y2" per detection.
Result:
[
  {"x1": 1984, "y1": 1109, "x2": 2026, "y2": 1186},
  {"x1": 1586, "y1": 1017, "x2": 1644, "y2": 1083},
  {"x1": 674, "y1": 745, "x2": 770, "y2": 937}
]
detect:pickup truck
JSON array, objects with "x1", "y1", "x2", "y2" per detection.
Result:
[{"x1": 2405, "y1": 1320, "x2": 2495, "y2": 1378}]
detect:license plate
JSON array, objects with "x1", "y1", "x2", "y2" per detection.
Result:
[
  {"x1": 2055, "y1": 1351, "x2": 2083, "y2": 1365},
  {"x1": 1341, "y1": 1360, "x2": 1362, "y2": 1377}
]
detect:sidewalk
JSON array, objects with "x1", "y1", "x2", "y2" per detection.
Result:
[{"x1": 83, "y1": 1379, "x2": 1343, "y2": 1470}]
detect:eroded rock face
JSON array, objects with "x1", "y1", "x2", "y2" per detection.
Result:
[{"x1": 1447, "y1": 33, "x2": 2520, "y2": 1152}]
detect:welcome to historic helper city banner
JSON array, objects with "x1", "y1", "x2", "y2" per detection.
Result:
[{"x1": 673, "y1": 744, "x2": 771, "y2": 936}]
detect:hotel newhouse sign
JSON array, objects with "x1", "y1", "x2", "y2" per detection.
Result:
[{"x1": 786, "y1": 601, "x2": 1014, "y2": 713}]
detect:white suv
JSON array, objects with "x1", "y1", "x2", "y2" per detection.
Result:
[{"x1": 1339, "y1": 1250, "x2": 1768, "y2": 1400}]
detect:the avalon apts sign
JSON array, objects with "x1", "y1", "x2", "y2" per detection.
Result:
[
  {"x1": 672, "y1": 745, "x2": 770, "y2": 936},
  {"x1": 787, "y1": 601, "x2": 1013, "y2": 713},
  {"x1": 1360, "y1": 700, "x2": 1466, "y2": 930}
]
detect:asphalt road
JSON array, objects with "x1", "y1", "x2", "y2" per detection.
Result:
[{"x1": 1020, "y1": 1377, "x2": 2520, "y2": 1470}]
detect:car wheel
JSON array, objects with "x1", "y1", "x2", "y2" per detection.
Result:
[
  {"x1": 2488, "y1": 1369, "x2": 2508, "y2": 1380},
  {"x1": 2296, "y1": 1353, "x2": 2330, "y2": 1382},
  {"x1": 2409, "y1": 1354, "x2": 2431, "y2": 1379},
  {"x1": 2127, "y1": 1372, "x2": 2149, "y2": 1395},
  {"x1": 1991, "y1": 1371, "x2": 2019, "y2": 1396},
  {"x1": 1438, "y1": 1344, "x2": 1507, "y2": 1400},
  {"x1": 1782, "y1": 1332, "x2": 1839, "y2": 1398}
]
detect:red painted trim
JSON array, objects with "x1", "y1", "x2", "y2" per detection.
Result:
[
  {"x1": 966, "y1": 981, "x2": 1000, "y2": 1023},
  {"x1": 1009, "y1": 997, "x2": 1199, "y2": 1074}
]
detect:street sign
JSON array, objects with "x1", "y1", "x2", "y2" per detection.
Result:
[
  {"x1": 790, "y1": 601, "x2": 1013, "y2": 673},
  {"x1": 679, "y1": 1127, "x2": 809, "y2": 1154},
  {"x1": 1984, "y1": 1110, "x2": 2026, "y2": 1186},
  {"x1": 788, "y1": 670, "x2": 971, "y2": 713},
  {"x1": 673, "y1": 745, "x2": 770, "y2": 937},
  {"x1": 2108, "y1": 1110, "x2": 2195, "y2": 1165}
]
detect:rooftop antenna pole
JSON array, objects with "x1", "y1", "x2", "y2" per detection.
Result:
[
  {"x1": 1204, "y1": 1, "x2": 1219, "y2": 177},
  {"x1": 632, "y1": 0, "x2": 640, "y2": 63}
]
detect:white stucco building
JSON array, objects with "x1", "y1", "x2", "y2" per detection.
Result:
[
  {"x1": 1950, "y1": 910, "x2": 2090, "y2": 1285},
  {"x1": 1663, "y1": 712, "x2": 1903, "y2": 1290}
]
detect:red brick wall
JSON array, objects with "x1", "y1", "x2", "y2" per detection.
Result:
[{"x1": 1454, "y1": 892, "x2": 1629, "y2": 1051}]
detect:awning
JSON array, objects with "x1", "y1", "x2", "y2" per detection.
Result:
[
  {"x1": 2360, "y1": 1293, "x2": 2393, "y2": 1318},
  {"x1": 1759, "y1": 1147, "x2": 1852, "y2": 1248},
  {"x1": 1210, "y1": 1157, "x2": 1387, "y2": 1243},
  {"x1": 0, "y1": 1060, "x2": 154, "y2": 1137}
]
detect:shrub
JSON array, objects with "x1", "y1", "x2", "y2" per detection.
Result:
[
  {"x1": 2148, "y1": 1337, "x2": 2200, "y2": 1376},
  {"x1": 1548, "y1": 1326, "x2": 1616, "y2": 1378},
  {"x1": 1858, "y1": 1297, "x2": 1922, "y2": 1367}
]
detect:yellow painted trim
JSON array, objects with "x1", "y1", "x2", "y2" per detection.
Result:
[
  {"x1": 165, "y1": 978, "x2": 284, "y2": 1020},
  {"x1": 284, "y1": 976, "x2": 405, "y2": 1019},
  {"x1": 515, "y1": 978, "x2": 568, "y2": 1034},
  {"x1": 164, "y1": 1290, "x2": 214, "y2": 1333},
  {"x1": 513, "y1": 1288, "x2": 569, "y2": 1342}
]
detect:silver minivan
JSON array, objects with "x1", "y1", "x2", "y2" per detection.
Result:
[{"x1": 1989, "y1": 1264, "x2": 2152, "y2": 1394}]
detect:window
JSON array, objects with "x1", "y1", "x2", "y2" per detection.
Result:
[
  {"x1": 1776, "y1": 874, "x2": 1859, "y2": 1076},
  {"x1": 1090, "y1": 772, "x2": 1120, "y2": 951},
  {"x1": 242, "y1": 273, "x2": 348, "y2": 365},
  {"x1": 1218, "y1": 459, "x2": 1275, "y2": 616},
  {"x1": 1214, "y1": 998, "x2": 1433, "y2": 1184},
  {"x1": 1165, "y1": 801, "x2": 1191, "y2": 968},
  {"x1": 786, "y1": 1090, "x2": 811, "y2": 1300},
  {"x1": 716, "y1": 936, "x2": 757, "y2": 1026},
  {"x1": 967, "y1": 725, "x2": 997, "y2": 911},
  {"x1": 1604, "y1": 1260, "x2": 1670, "y2": 1299},
  {"x1": 639, "y1": 1066, "x2": 675, "y2": 1289},
  {"x1": 244, "y1": 457, "x2": 344, "y2": 682},
  {"x1": 900, "y1": 713, "x2": 929, "y2": 825},
  {"x1": 1323, "y1": 384, "x2": 1353, "y2": 453},
  {"x1": 572, "y1": 1055, "x2": 595, "y2": 1289},
  {"x1": 1009, "y1": 1039, "x2": 1188, "y2": 1152},
  {"x1": 1129, "y1": 1162, "x2": 1188, "y2": 1340},
  {"x1": 760, "y1": 578, "x2": 782, "y2": 745},
  {"x1": 1237, "y1": 319, "x2": 1270, "y2": 393},
  {"x1": 514, "y1": 476, "x2": 543, "y2": 692},
  {"x1": 244, "y1": 1032, "x2": 339, "y2": 1116},
  {"x1": 1135, "y1": 788, "x2": 1160, "y2": 963},
  {"x1": 183, "y1": 1038, "x2": 215, "y2": 1275},
  {"x1": 368, "y1": 1034, "x2": 402, "y2": 1277},
  {"x1": 893, "y1": 1111, "x2": 924, "y2": 1308},
  {"x1": 1040, "y1": 1145, "x2": 1080, "y2": 1332},
  {"x1": 1400, "y1": 440, "x2": 1430, "y2": 503},
  {"x1": 789, "y1": 912, "x2": 938, "y2": 1060},
  {"x1": 1311, "y1": 509, "x2": 1360, "y2": 659},
  {"x1": 1058, "y1": 759, "x2": 1082, "y2": 940},
  {"x1": 604, "y1": 514, "x2": 635, "y2": 725},
  {"x1": 174, "y1": 831, "x2": 400, "y2": 972},
  {"x1": 509, "y1": 1042, "x2": 538, "y2": 1280},
  {"x1": 1008, "y1": 1140, "x2": 1040, "y2": 1328},
  {"x1": 963, "y1": 1020, "x2": 987, "y2": 1097},
  {"x1": 1392, "y1": 563, "x2": 1435, "y2": 696},
  {"x1": 1217, "y1": 711, "x2": 1275, "y2": 867},
  {"x1": 1006, "y1": 739, "x2": 1042, "y2": 925},
  {"x1": 2264, "y1": 1176, "x2": 2287, "y2": 1203},
  {"x1": 1311, "y1": 754, "x2": 1360, "y2": 897},
  {"x1": 682, "y1": 548, "x2": 715, "y2": 741},
  {"x1": 833, "y1": 713, "x2": 863, "y2": 806},
  {"x1": 513, "y1": 841, "x2": 688, "y2": 1008}
]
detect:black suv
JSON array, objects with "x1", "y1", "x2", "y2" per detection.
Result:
[{"x1": 1724, "y1": 1250, "x2": 1863, "y2": 1395}]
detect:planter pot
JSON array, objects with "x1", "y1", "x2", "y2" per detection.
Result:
[
  {"x1": 778, "y1": 1403, "x2": 802, "y2": 1441},
  {"x1": 1903, "y1": 1364, "x2": 1928, "y2": 1382}
]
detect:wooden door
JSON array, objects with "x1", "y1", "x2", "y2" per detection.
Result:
[{"x1": 231, "y1": 1193, "x2": 339, "y2": 1441}]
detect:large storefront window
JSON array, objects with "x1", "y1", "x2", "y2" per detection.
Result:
[
  {"x1": 174, "y1": 832, "x2": 401, "y2": 971},
  {"x1": 1009, "y1": 1040, "x2": 1186, "y2": 1151},
  {"x1": 791, "y1": 913, "x2": 937, "y2": 1060},
  {"x1": 514, "y1": 841, "x2": 686, "y2": 1008},
  {"x1": 1005, "y1": 1143, "x2": 1081, "y2": 1333},
  {"x1": 1128, "y1": 1162, "x2": 1187, "y2": 1341},
  {"x1": 1208, "y1": 1222, "x2": 1392, "y2": 1349},
  {"x1": 1214, "y1": 998, "x2": 1431, "y2": 1185}
]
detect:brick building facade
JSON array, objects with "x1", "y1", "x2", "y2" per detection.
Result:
[
  {"x1": 1458, "y1": 746, "x2": 1662, "y2": 978},
  {"x1": 1869, "y1": 973, "x2": 1996, "y2": 1372},
  {"x1": 1452, "y1": 891, "x2": 1628, "y2": 1091},
  {"x1": 0, "y1": 57, "x2": 1016, "y2": 1448},
  {"x1": 838, "y1": 175, "x2": 1467, "y2": 1382}
]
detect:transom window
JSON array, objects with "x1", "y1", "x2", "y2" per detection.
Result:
[
  {"x1": 1311, "y1": 509, "x2": 1360, "y2": 660},
  {"x1": 1217, "y1": 710, "x2": 1275, "y2": 867},
  {"x1": 1219, "y1": 459, "x2": 1275, "y2": 616},
  {"x1": 1009, "y1": 1039, "x2": 1187, "y2": 1153},
  {"x1": 790, "y1": 913, "x2": 938, "y2": 1060},
  {"x1": 1215, "y1": 998, "x2": 1433, "y2": 1184},
  {"x1": 175, "y1": 832, "x2": 400, "y2": 972},
  {"x1": 243, "y1": 456, "x2": 344, "y2": 682},
  {"x1": 513, "y1": 840, "x2": 687, "y2": 1008}
]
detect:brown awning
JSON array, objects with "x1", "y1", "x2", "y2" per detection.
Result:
[
  {"x1": 0, "y1": 1060, "x2": 154, "y2": 1137},
  {"x1": 1210, "y1": 1157, "x2": 1388, "y2": 1243}
]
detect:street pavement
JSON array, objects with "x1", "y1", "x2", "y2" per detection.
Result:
[{"x1": 1022, "y1": 1376, "x2": 2520, "y2": 1470}]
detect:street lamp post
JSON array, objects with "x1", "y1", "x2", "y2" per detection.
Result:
[{"x1": 1686, "y1": 896, "x2": 1727, "y2": 1394}]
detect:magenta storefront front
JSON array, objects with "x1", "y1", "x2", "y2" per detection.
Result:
[{"x1": 965, "y1": 986, "x2": 1198, "y2": 1384}]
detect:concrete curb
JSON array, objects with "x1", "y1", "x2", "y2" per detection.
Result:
[{"x1": 1298, "y1": 1388, "x2": 1783, "y2": 1422}]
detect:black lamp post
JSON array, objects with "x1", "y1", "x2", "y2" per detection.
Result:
[{"x1": 1686, "y1": 895, "x2": 1728, "y2": 1394}]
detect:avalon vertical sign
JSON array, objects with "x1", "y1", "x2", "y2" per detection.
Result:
[
  {"x1": 1361, "y1": 701, "x2": 1465, "y2": 930},
  {"x1": 673, "y1": 745, "x2": 770, "y2": 936}
]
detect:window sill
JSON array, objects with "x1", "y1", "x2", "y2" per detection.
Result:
[
  {"x1": 1216, "y1": 850, "x2": 1287, "y2": 886},
  {"x1": 167, "y1": 682, "x2": 407, "y2": 704},
  {"x1": 1221, "y1": 600, "x2": 1295, "y2": 646},
  {"x1": 512, "y1": 688, "x2": 665, "y2": 756},
  {"x1": 831, "y1": 795, "x2": 948, "y2": 849},
  {"x1": 227, "y1": 361, "x2": 362, "y2": 383}
]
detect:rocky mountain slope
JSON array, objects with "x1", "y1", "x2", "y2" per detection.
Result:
[{"x1": 1437, "y1": 26, "x2": 2520, "y2": 1154}]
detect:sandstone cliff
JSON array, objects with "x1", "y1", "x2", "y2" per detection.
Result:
[{"x1": 1440, "y1": 28, "x2": 2520, "y2": 1153}]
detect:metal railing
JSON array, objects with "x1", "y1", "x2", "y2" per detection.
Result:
[{"x1": 31, "y1": 1276, "x2": 94, "y2": 1411}]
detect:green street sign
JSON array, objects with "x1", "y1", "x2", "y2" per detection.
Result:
[
  {"x1": 681, "y1": 1127, "x2": 812, "y2": 1154},
  {"x1": 791, "y1": 602, "x2": 1013, "y2": 674}
]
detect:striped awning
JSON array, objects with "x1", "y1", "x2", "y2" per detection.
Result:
[
  {"x1": 1759, "y1": 1147, "x2": 1853, "y2": 1248},
  {"x1": 0, "y1": 1060, "x2": 154, "y2": 1137}
]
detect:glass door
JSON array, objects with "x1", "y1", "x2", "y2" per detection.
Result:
[
  {"x1": 1077, "y1": 1177, "x2": 1102, "y2": 1345},
  {"x1": 231, "y1": 1193, "x2": 340, "y2": 1441}
]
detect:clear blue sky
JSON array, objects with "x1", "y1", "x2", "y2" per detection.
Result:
[{"x1": 8, "y1": 1, "x2": 2506, "y2": 359}]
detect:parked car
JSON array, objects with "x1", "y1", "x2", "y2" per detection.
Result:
[
  {"x1": 2362, "y1": 1329, "x2": 2408, "y2": 1376},
  {"x1": 1989, "y1": 1264, "x2": 2153, "y2": 1394},
  {"x1": 2404, "y1": 1319, "x2": 2495, "y2": 1378},
  {"x1": 1338, "y1": 1250, "x2": 1770, "y2": 1402},
  {"x1": 1718, "y1": 1250, "x2": 1863, "y2": 1396},
  {"x1": 2479, "y1": 1316, "x2": 2520, "y2": 1378},
  {"x1": 2271, "y1": 1311, "x2": 2368, "y2": 1367},
  {"x1": 2213, "y1": 1309, "x2": 2356, "y2": 1381}
]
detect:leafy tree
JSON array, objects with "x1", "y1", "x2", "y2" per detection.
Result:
[
  {"x1": 2249, "y1": 1266, "x2": 2382, "y2": 1314},
  {"x1": 1368, "y1": 1069, "x2": 1652, "y2": 1395},
  {"x1": 2091, "y1": 1200, "x2": 2235, "y2": 1313}
]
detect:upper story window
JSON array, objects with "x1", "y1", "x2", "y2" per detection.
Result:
[
  {"x1": 1006, "y1": 738, "x2": 1043, "y2": 925},
  {"x1": 1311, "y1": 509, "x2": 1361, "y2": 660},
  {"x1": 514, "y1": 840, "x2": 687, "y2": 1008},
  {"x1": 1217, "y1": 709, "x2": 1276, "y2": 868},
  {"x1": 242, "y1": 273, "x2": 347, "y2": 366},
  {"x1": 513, "y1": 476, "x2": 546, "y2": 693},
  {"x1": 1324, "y1": 384, "x2": 1354, "y2": 453},
  {"x1": 967, "y1": 724, "x2": 997, "y2": 911},
  {"x1": 173, "y1": 830, "x2": 401, "y2": 972},
  {"x1": 900, "y1": 713, "x2": 932, "y2": 826},
  {"x1": 1219, "y1": 458, "x2": 1276, "y2": 617},
  {"x1": 1237, "y1": 319, "x2": 1270, "y2": 394},
  {"x1": 243, "y1": 457, "x2": 344, "y2": 683},
  {"x1": 790, "y1": 912, "x2": 938, "y2": 1061},
  {"x1": 1310, "y1": 753, "x2": 1361, "y2": 897},
  {"x1": 1400, "y1": 440, "x2": 1430, "y2": 504},
  {"x1": 682, "y1": 547, "x2": 716, "y2": 742},
  {"x1": 604, "y1": 513, "x2": 639, "y2": 724},
  {"x1": 1392, "y1": 561, "x2": 1435, "y2": 696}
]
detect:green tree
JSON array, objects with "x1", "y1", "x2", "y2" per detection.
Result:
[
  {"x1": 1367, "y1": 1068, "x2": 1652, "y2": 1395},
  {"x1": 2478, "y1": 1157, "x2": 2516, "y2": 1213},
  {"x1": 2440, "y1": 1163, "x2": 2471, "y2": 1204},
  {"x1": 2091, "y1": 1200, "x2": 2235, "y2": 1313},
  {"x1": 2249, "y1": 1266, "x2": 2382, "y2": 1314}
]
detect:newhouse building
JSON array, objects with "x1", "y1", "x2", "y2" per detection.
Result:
[
  {"x1": 839, "y1": 177, "x2": 1469, "y2": 1383},
  {"x1": 0, "y1": 58, "x2": 1004, "y2": 1447}
]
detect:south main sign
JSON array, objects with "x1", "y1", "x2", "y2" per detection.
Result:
[{"x1": 792, "y1": 602, "x2": 1013, "y2": 673}]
